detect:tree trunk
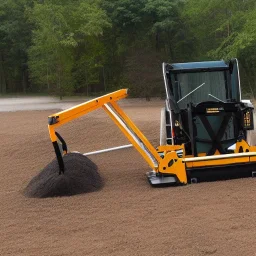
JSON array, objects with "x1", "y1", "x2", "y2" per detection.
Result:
[
  {"x1": 155, "y1": 32, "x2": 159, "y2": 51},
  {"x1": 85, "y1": 67, "x2": 89, "y2": 96},
  {"x1": 58, "y1": 64, "x2": 63, "y2": 100},
  {"x1": 227, "y1": 22, "x2": 230, "y2": 37},
  {"x1": 226, "y1": 8, "x2": 231, "y2": 37},
  {"x1": 47, "y1": 65, "x2": 50, "y2": 91},
  {"x1": 103, "y1": 66, "x2": 106, "y2": 92},
  {"x1": 22, "y1": 70, "x2": 27, "y2": 93},
  {"x1": 0, "y1": 53, "x2": 7, "y2": 94}
]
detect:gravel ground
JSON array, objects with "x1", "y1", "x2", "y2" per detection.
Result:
[{"x1": 1, "y1": 98, "x2": 256, "y2": 256}]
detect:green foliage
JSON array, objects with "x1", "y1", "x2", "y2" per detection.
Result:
[
  {"x1": 143, "y1": 0, "x2": 179, "y2": 32},
  {"x1": 0, "y1": 0, "x2": 32, "y2": 93},
  {"x1": 183, "y1": 0, "x2": 256, "y2": 96},
  {"x1": 1, "y1": 0, "x2": 256, "y2": 98},
  {"x1": 27, "y1": 0, "x2": 110, "y2": 98}
]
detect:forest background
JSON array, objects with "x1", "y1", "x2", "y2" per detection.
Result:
[{"x1": 0, "y1": 0, "x2": 256, "y2": 99}]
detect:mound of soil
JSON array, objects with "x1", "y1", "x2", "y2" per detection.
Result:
[{"x1": 24, "y1": 153, "x2": 104, "y2": 198}]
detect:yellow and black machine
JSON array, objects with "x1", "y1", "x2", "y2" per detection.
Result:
[{"x1": 48, "y1": 59, "x2": 256, "y2": 186}]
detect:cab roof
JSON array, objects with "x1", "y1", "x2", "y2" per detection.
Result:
[{"x1": 169, "y1": 60, "x2": 229, "y2": 72}]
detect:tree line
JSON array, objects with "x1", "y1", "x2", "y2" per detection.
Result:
[{"x1": 0, "y1": 0, "x2": 255, "y2": 98}]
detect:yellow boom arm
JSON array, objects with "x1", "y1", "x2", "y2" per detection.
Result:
[{"x1": 48, "y1": 89, "x2": 161, "y2": 174}]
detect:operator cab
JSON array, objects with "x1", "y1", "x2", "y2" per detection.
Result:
[{"x1": 162, "y1": 59, "x2": 254, "y2": 156}]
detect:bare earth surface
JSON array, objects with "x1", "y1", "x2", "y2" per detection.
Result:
[{"x1": 1, "y1": 97, "x2": 256, "y2": 256}]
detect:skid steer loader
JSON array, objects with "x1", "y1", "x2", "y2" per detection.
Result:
[{"x1": 48, "y1": 59, "x2": 256, "y2": 186}]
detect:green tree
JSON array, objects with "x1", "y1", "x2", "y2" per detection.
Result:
[
  {"x1": 28, "y1": 0, "x2": 111, "y2": 98},
  {"x1": 0, "y1": 0, "x2": 32, "y2": 94},
  {"x1": 183, "y1": 0, "x2": 256, "y2": 96},
  {"x1": 102, "y1": 0, "x2": 184, "y2": 97}
]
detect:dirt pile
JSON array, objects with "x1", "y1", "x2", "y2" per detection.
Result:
[{"x1": 24, "y1": 153, "x2": 104, "y2": 198}]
